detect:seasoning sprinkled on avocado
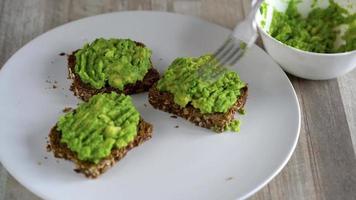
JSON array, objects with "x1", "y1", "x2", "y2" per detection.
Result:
[
  {"x1": 74, "y1": 38, "x2": 152, "y2": 89},
  {"x1": 157, "y1": 55, "x2": 246, "y2": 114},
  {"x1": 57, "y1": 92, "x2": 140, "y2": 163},
  {"x1": 262, "y1": 0, "x2": 356, "y2": 53}
]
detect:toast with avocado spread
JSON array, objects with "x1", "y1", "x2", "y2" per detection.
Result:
[
  {"x1": 48, "y1": 92, "x2": 153, "y2": 178},
  {"x1": 68, "y1": 38, "x2": 160, "y2": 101},
  {"x1": 148, "y1": 55, "x2": 248, "y2": 132}
]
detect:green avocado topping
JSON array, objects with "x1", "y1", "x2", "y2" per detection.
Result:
[
  {"x1": 57, "y1": 92, "x2": 140, "y2": 163},
  {"x1": 74, "y1": 38, "x2": 152, "y2": 90},
  {"x1": 211, "y1": 120, "x2": 241, "y2": 133},
  {"x1": 260, "y1": 1, "x2": 268, "y2": 28},
  {"x1": 238, "y1": 108, "x2": 246, "y2": 115},
  {"x1": 262, "y1": 0, "x2": 356, "y2": 53},
  {"x1": 157, "y1": 55, "x2": 246, "y2": 114},
  {"x1": 224, "y1": 120, "x2": 241, "y2": 132}
]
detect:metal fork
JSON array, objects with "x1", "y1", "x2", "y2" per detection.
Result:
[{"x1": 197, "y1": 0, "x2": 263, "y2": 82}]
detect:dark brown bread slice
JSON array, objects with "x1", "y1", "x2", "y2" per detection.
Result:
[
  {"x1": 47, "y1": 119, "x2": 153, "y2": 178},
  {"x1": 68, "y1": 42, "x2": 160, "y2": 101},
  {"x1": 148, "y1": 84, "x2": 248, "y2": 132}
]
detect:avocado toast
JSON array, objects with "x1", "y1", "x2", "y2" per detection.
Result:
[
  {"x1": 68, "y1": 38, "x2": 160, "y2": 101},
  {"x1": 48, "y1": 92, "x2": 153, "y2": 178},
  {"x1": 148, "y1": 55, "x2": 248, "y2": 132}
]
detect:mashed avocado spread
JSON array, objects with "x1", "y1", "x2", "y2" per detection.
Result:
[
  {"x1": 157, "y1": 55, "x2": 246, "y2": 114},
  {"x1": 57, "y1": 92, "x2": 140, "y2": 163},
  {"x1": 223, "y1": 120, "x2": 241, "y2": 132},
  {"x1": 262, "y1": 0, "x2": 356, "y2": 53},
  {"x1": 74, "y1": 38, "x2": 152, "y2": 90}
]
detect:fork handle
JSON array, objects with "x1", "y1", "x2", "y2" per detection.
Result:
[{"x1": 231, "y1": 0, "x2": 263, "y2": 46}]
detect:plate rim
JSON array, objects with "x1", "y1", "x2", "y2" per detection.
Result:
[{"x1": 0, "y1": 10, "x2": 301, "y2": 200}]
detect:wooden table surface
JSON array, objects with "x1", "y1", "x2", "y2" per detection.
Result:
[{"x1": 0, "y1": 0, "x2": 355, "y2": 199}]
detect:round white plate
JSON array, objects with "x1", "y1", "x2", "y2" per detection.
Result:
[{"x1": 0, "y1": 11, "x2": 300, "y2": 200}]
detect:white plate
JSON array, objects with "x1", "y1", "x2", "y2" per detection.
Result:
[{"x1": 0, "y1": 11, "x2": 300, "y2": 200}]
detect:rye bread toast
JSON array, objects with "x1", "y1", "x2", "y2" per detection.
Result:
[
  {"x1": 47, "y1": 119, "x2": 152, "y2": 178},
  {"x1": 148, "y1": 84, "x2": 248, "y2": 132},
  {"x1": 68, "y1": 42, "x2": 160, "y2": 101}
]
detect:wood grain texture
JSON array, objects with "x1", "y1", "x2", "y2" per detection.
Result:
[
  {"x1": 338, "y1": 70, "x2": 356, "y2": 152},
  {"x1": 2, "y1": 171, "x2": 40, "y2": 200},
  {"x1": 1, "y1": 0, "x2": 356, "y2": 200},
  {"x1": 0, "y1": 164, "x2": 8, "y2": 200},
  {"x1": 200, "y1": 0, "x2": 244, "y2": 29},
  {"x1": 174, "y1": 0, "x2": 201, "y2": 16}
]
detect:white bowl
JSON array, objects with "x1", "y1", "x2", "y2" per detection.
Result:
[{"x1": 255, "y1": 0, "x2": 356, "y2": 80}]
